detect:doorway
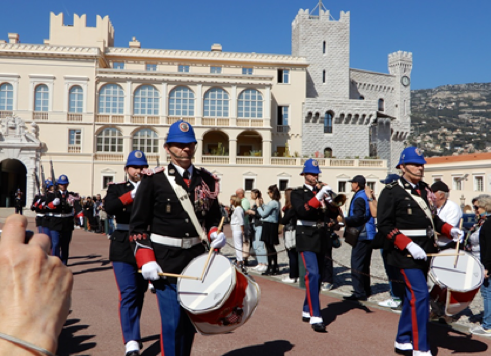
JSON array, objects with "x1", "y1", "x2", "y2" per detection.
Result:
[{"x1": 0, "y1": 159, "x2": 27, "y2": 207}]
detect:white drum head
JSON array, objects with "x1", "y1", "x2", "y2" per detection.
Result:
[
  {"x1": 178, "y1": 253, "x2": 235, "y2": 313},
  {"x1": 430, "y1": 251, "x2": 484, "y2": 292}
]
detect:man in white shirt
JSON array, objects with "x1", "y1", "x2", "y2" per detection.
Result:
[{"x1": 431, "y1": 181, "x2": 462, "y2": 247}]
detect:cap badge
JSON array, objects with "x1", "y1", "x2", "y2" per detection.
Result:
[
  {"x1": 179, "y1": 122, "x2": 189, "y2": 133},
  {"x1": 415, "y1": 148, "x2": 423, "y2": 156},
  {"x1": 135, "y1": 151, "x2": 143, "y2": 158},
  {"x1": 312, "y1": 160, "x2": 318, "y2": 167}
]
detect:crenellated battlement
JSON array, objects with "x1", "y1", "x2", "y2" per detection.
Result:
[
  {"x1": 45, "y1": 12, "x2": 114, "y2": 49},
  {"x1": 388, "y1": 50, "x2": 412, "y2": 61},
  {"x1": 292, "y1": 9, "x2": 350, "y2": 27}
]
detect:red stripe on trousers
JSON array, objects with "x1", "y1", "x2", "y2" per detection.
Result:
[
  {"x1": 111, "y1": 262, "x2": 125, "y2": 345},
  {"x1": 400, "y1": 269, "x2": 420, "y2": 351},
  {"x1": 300, "y1": 252, "x2": 313, "y2": 315}
]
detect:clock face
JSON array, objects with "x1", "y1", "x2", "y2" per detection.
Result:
[{"x1": 401, "y1": 76, "x2": 410, "y2": 87}]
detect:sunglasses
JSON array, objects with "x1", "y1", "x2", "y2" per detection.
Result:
[{"x1": 473, "y1": 205, "x2": 480, "y2": 210}]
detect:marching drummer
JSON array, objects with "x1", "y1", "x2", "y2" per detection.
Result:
[
  {"x1": 377, "y1": 147, "x2": 464, "y2": 356},
  {"x1": 129, "y1": 120, "x2": 226, "y2": 356}
]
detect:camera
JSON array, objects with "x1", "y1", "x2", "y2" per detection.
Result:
[{"x1": 330, "y1": 231, "x2": 341, "y2": 249}]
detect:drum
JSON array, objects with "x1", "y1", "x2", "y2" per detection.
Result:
[
  {"x1": 177, "y1": 253, "x2": 260, "y2": 335},
  {"x1": 429, "y1": 250, "x2": 484, "y2": 316}
]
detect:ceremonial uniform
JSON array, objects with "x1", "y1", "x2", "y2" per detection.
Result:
[
  {"x1": 30, "y1": 193, "x2": 47, "y2": 234},
  {"x1": 45, "y1": 175, "x2": 78, "y2": 265},
  {"x1": 130, "y1": 163, "x2": 222, "y2": 356},
  {"x1": 377, "y1": 147, "x2": 461, "y2": 356},
  {"x1": 104, "y1": 179, "x2": 147, "y2": 353}
]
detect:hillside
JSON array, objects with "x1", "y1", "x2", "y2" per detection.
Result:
[{"x1": 409, "y1": 83, "x2": 491, "y2": 157}]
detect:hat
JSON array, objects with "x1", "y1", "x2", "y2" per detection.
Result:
[
  {"x1": 431, "y1": 181, "x2": 449, "y2": 193},
  {"x1": 57, "y1": 175, "x2": 69, "y2": 185},
  {"x1": 396, "y1": 146, "x2": 426, "y2": 169},
  {"x1": 126, "y1": 150, "x2": 149, "y2": 167},
  {"x1": 166, "y1": 120, "x2": 197, "y2": 144},
  {"x1": 380, "y1": 173, "x2": 400, "y2": 184},
  {"x1": 45, "y1": 180, "x2": 53, "y2": 188},
  {"x1": 300, "y1": 158, "x2": 322, "y2": 175},
  {"x1": 349, "y1": 175, "x2": 366, "y2": 187}
]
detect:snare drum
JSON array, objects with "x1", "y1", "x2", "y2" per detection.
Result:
[
  {"x1": 429, "y1": 250, "x2": 484, "y2": 316},
  {"x1": 177, "y1": 253, "x2": 260, "y2": 335}
]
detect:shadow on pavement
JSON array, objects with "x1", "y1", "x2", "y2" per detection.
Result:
[
  {"x1": 57, "y1": 318, "x2": 96, "y2": 356},
  {"x1": 140, "y1": 334, "x2": 161, "y2": 356},
  {"x1": 222, "y1": 340, "x2": 294, "y2": 356},
  {"x1": 72, "y1": 266, "x2": 113, "y2": 275},
  {"x1": 321, "y1": 300, "x2": 372, "y2": 327},
  {"x1": 69, "y1": 258, "x2": 110, "y2": 267},
  {"x1": 429, "y1": 323, "x2": 488, "y2": 355}
]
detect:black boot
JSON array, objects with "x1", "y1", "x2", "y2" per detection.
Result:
[
  {"x1": 271, "y1": 254, "x2": 280, "y2": 275},
  {"x1": 262, "y1": 256, "x2": 273, "y2": 275}
]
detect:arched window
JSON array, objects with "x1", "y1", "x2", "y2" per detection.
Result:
[
  {"x1": 324, "y1": 111, "x2": 333, "y2": 134},
  {"x1": 238, "y1": 89, "x2": 263, "y2": 118},
  {"x1": 69, "y1": 86, "x2": 83, "y2": 113},
  {"x1": 132, "y1": 128, "x2": 159, "y2": 153},
  {"x1": 169, "y1": 86, "x2": 194, "y2": 116},
  {"x1": 34, "y1": 84, "x2": 49, "y2": 112},
  {"x1": 96, "y1": 128, "x2": 123, "y2": 152},
  {"x1": 324, "y1": 147, "x2": 333, "y2": 158},
  {"x1": 0, "y1": 83, "x2": 13, "y2": 111},
  {"x1": 98, "y1": 84, "x2": 124, "y2": 114},
  {"x1": 204, "y1": 88, "x2": 229, "y2": 117},
  {"x1": 378, "y1": 98, "x2": 385, "y2": 112},
  {"x1": 134, "y1": 85, "x2": 159, "y2": 115}
]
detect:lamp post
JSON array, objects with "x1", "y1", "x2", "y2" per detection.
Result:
[{"x1": 460, "y1": 194, "x2": 466, "y2": 213}]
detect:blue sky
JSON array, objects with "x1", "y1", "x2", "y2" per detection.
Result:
[{"x1": 1, "y1": 0, "x2": 490, "y2": 90}]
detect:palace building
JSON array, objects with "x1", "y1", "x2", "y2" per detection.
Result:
[{"x1": 0, "y1": 3, "x2": 411, "y2": 207}]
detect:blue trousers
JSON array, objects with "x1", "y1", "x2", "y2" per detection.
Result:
[
  {"x1": 50, "y1": 230, "x2": 73, "y2": 265},
  {"x1": 112, "y1": 262, "x2": 147, "y2": 344},
  {"x1": 300, "y1": 251, "x2": 324, "y2": 318},
  {"x1": 350, "y1": 240, "x2": 372, "y2": 298},
  {"x1": 397, "y1": 268, "x2": 430, "y2": 352},
  {"x1": 155, "y1": 283, "x2": 195, "y2": 356},
  {"x1": 38, "y1": 226, "x2": 50, "y2": 235},
  {"x1": 481, "y1": 278, "x2": 491, "y2": 330},
  {"x1": 253, "y1": 225, "x2": 268, "y2": 264}
]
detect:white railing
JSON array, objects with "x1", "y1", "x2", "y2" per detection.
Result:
[
  {"x1": 168, "y1": 117, "x2": 195, "y2": 125},
  {"x1": 359, "y1": 159, "x2": 385, "y2": 167},
  {"x1": 96, "y1": 115, "x2": 124, "y2": 123},
  {"x1": 271, "y1": 157, "x2": 297, "y2": 166},
  {"x1": 202, "y1": 156, "x2": 229, "y2": 164},
  {"x1": 330, "y1": 159, "x2": 355, "y2": 167},
  {"x1": 237, "y1": 118, "x2": 263, "y2": 127},
  {"x1": 237, "y1": 156, "x2": 263, "y2": 165},
  {"x1": 67, "y1": 113, "x2": 82, "y2": 122},
  {"x1": 94, "y1": 153, "x2": 124, "y2": 161},
  {"x1": 202, "y1": 118, "x2": 230, "y2": 126},
  {"x1": 0, "y1": 110, "x2": 13, "y2": 118},
  {"x1": 33, "y1": 112, "x2": 48, "y2": 120},
  {"x1": 131, "y1": 116, "x2": 160, "y2": 124},
  {"x1": 68, "y1": 145, "x2": 81, "y2": 153}
]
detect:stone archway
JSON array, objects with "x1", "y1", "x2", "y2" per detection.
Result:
[{"x1": 0, "y1": 159, "x2": 27, "y2": 207}]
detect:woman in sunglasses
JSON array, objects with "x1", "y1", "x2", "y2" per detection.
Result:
[{"x1": 465, "y1": 196, "x2": 489, "y2": 258}]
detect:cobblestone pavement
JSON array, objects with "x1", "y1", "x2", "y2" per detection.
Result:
[{"x1": 220, "y1": 227, "x2": 484, "y2": 332}]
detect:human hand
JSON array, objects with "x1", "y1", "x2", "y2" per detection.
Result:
[
  {"x1": 52, "y1": 198, "x2": 60, "y2": 206},
  {"x1": 364, "y1": 186, "x2": 374, "y2": 199},
  {"x1": 406, "y1": 241, "x2": 427, "y2": 260},
  {"x1": 316, "y1": 185, "x2": 332, "y2": 201},
  {"x1": 210, "y1": 231, "x2": 227, "y2": 249},
  {"x1": 0, "y1": 214, "x2": 73, "y2": 354},
  {"x1": 130, "y1": 181, "x2": 141, "y2": 199},
  {"x1": 450, "y1": 227, "x2": 464, "y2": 243},
  {"x1": 141, "y1": 261, "x2": 163, "y2": 281}
]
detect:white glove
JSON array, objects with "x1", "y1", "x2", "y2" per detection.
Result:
[
  {"x1": 52, "y1": 198, "x2": 60, "y2": 206},
  {"x1": 406, "y1": 241, "x2": 427, "y2": 260},
  {"x1": 450, "y1": 227, "x2": 465, "y2": 243},
  {"x1": 141, "y1": 261, "x2": 163, "y2": 281},
  {"x1": 131, "y1": 181, "x2": 141, "y2": 199},
  {"x1": 316, "y1": 185, "x2": 332, "y2": 201},
  {"x1": 210, "y1": 231, "x2": 227, "y2": 249}
]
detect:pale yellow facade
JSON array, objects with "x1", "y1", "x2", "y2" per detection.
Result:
[{"x1": 0, "y1": 12, "x2": 389, "y2": 208}]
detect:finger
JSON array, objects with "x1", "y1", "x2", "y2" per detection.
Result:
[
  {"x1": 28, "y1": 233, "x2": 52, "y2": 255},
  {"x1": 0, "y1": 214, "x2": 28, "y2": 247}
]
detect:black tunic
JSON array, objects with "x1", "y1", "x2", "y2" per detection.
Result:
[{"x1": 45, "y1": 190, "x2": 76, "y2": 232}]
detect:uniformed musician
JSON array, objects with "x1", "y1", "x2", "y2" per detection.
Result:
[
  {"x1": 41, "y1": 180, "x2": 55, "y2": 238},
  {"x1": 291, "y1": 158, "x2": 337, "y2": 333},
  {"x1": 103, "y1": 150, "x2": 149, "y2": 356},
  {"x1": 31, "y1": 185, "x2": 47, "y2": 234},
  {"x1": 45, "y1": 175, "x2": 79, "y2": 265},
  {"x1": 377, "y1": 147, "x2": 464, "y2": 356},
  {"x1": 129, "y1": 120, "x2": 226, "y2": 356}
]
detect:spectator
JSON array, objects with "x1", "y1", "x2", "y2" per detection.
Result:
[
  {"x1": 321, "y1": 201, "x2": 344, "y2": 292},
  {"x1": 230, "y1": 195, "x2": 246, "y2": 272},
  {"x1": 94, "y1": 194, "x2": 103, "y2": 233},
  {"x1": 470, "y1": 194, "x2": 491, "y2": 336},
  {"x1": 431, "y1": 180, "x2": 462, "y2": 248},
  {"x1": 256, "y1": 184, "x2": 281, "y2": 276},
  {"x1": 247, "y1": 189, "x2": 268, "y2": 273},
  {"x1": 465, "y1": 197, "x2": 485, "y2": 258},
  {"x1": 342, "y1": 175, "x2": 376, "y2": 301},
  {"x1": 14, "y1": 189, "x2": 23, "y2": 215},
  {"x1": 84, "y1": 197, "x2": 94, "y2": 232},
  {"x1": 236, "y1": 188, "x2": 252, "y2": 265},
  {"x1": 281, "y1": 188, "x2": 299, "y2": 283}
]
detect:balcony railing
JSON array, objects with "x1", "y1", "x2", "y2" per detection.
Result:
[
  {"x1": 168, "y1": 117, "x2": 195, "y2": 125},
  {"x1": 237, "y1": 156, "x2": 263, "y2": 165},
  {"x1": 131, "y1": 116, "x2": 160, "y2": 124},
  {"x1": 67, "y1": 113, "x2": 82, "y2": 122},
  {"x1": 202, "y1": 156, "x2": 229, "y2": 164},
  {"x1": 94, "y1": 153, "x2": 124, "y2": 161},
  {"x1": 271, "y1": 157, "x2": 297, "y2": 166},
  {"x1": 237, "y1": 119, "x2": 263, "y2": 127},
  {"x1": 202, "y1": 118, "x2": 230, "y2": 126},
  {"x1": 33, "y1": 112, "x2": 48, "y2": 120},
  {"x1": 68, "y1": 145, "x2": 81, "y2": 153},
  {"x1": 0, "y1": 110, "x2": 13, "y2": 118},
  {"x1": 96, "y1": 115, "x2": 124, "y2": 123},
  {"x1": 276, "y1": 125, "x2": 290, "y2": 133}
]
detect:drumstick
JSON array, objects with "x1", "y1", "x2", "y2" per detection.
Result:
[
  {"x1": 406, "y1": 252, "x2": 465, "y2": 258},
  {"x1": 200, "y1": 216, "x2": 226, "y2": 281},
  {"x1": 137, "y1": 270, "x2": 200, "y2": 280},
  {"x1": 454, "y1": 218, "x2": 463, "y2": 268}
]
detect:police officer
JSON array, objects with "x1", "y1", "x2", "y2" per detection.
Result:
[
  {"x1": 129, "y1": 120, "x2": 226, "y2": 356},
  {"x1": 104, "y1": 150, "x2": 149, "y2": 356},
  {"x1": 45, "y1": 175, "x2": 79, "y2": 265},
  {"x1": 291, "y1": 158, "x2": 336, "y2": 333},
  {"x1": 377, "y1": 147, "x2": 463, "y2": 356}
]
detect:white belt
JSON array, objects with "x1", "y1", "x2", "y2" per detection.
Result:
[
  {"x1": 53, "y1": 213, "x2": 73, "y2": 218},
  {"x1": 150, "y1": 233, "x2": 201, "y2": 249},
  {"x1": 400, "y1": 229, "x2": 428, "y2": 237},
  {"x1": 297, "y1": 220, "x2": 318, "y2": 227},
  {"x1": 116, "y1": 223, "x2": 130, "y2": 231},
  {"x1": 36, "y1": 214, "x2": 45, "y2": 217}
]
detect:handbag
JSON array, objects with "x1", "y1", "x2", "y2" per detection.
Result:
[
  {"x1": 284, "y1": 229, "x2": 296, "y2": 249},
  {"x1": 344, "y1": 226, "x2": 361, "y2": 247}
]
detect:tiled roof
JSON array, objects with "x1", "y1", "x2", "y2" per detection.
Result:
[{"x1": 426, "y1": 152, "x2": 491, "y2": 164}]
